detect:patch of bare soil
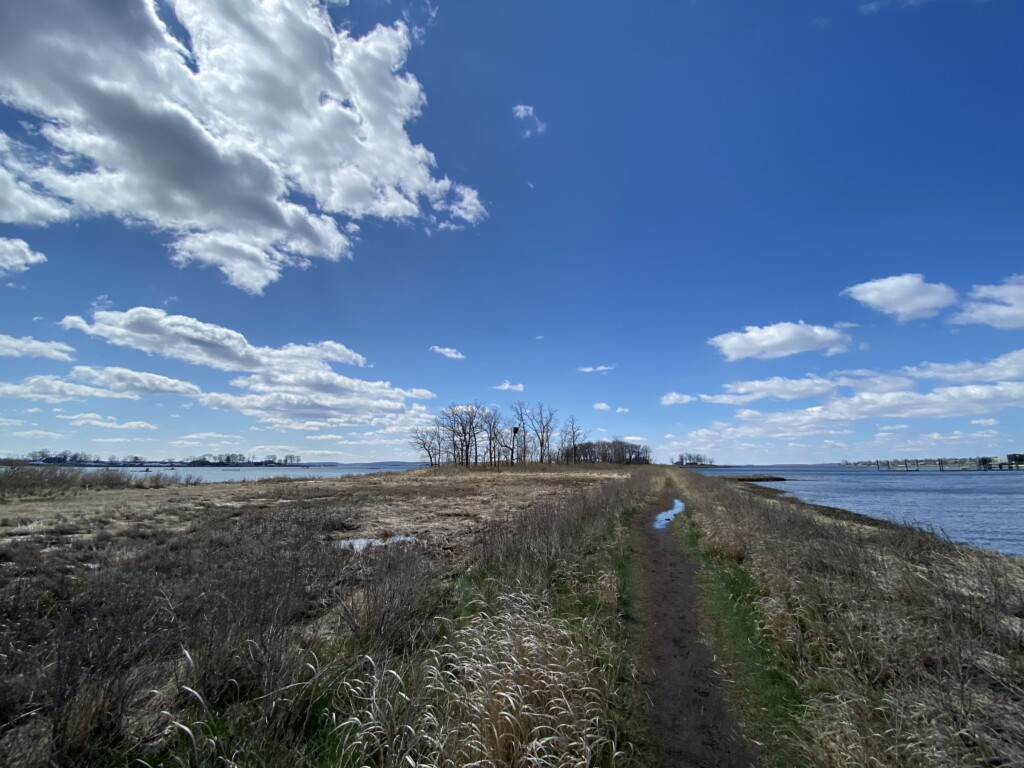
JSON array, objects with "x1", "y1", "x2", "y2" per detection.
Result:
[{"x1": 636, "y1": 489, "x2": 761, "y2": 767}]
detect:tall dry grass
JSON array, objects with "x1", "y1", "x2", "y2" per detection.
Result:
[
  {"x1": 0, "y1": 467, "x2": 654, "y2": 766},
  {"x1": 0, "y1": 465, "x2": 201, "y2": 500},
  {"x1": 677, "y1": 469, "x2": 1024, "y2": 767}
]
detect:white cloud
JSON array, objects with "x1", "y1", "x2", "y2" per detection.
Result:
[
  {"x1": 709, "y1": 321, "x2": 851, "y2": 361},
  {"x1": 70, "y1": 366, "x2": 202, "y2": 396},
  {"x1": 731, "y1": 382, "x2": 1024, "y2": 435},
  {"x1": 902, "y1": 348, "x2": 1024, "y2": 383},
  {"x1": 0, "y1": 238, "x2": 47, "y2": 276},
  {"x1": 0, "y1": 376, "x2": 138, "y2": 403},
  {"x1": 841, "y1": 273, "x2": 957, "y2": 321},
  {"x1": 493, "y1": 380, "x2": 524, "y2": 392},
  {"x1": 51, "y1": 307, "x2": 434, "y2": 432},
  {"x1": 0, "y1": 418, "x2": 23, "y2": 427},
  {"x1": 615, "y1": 407, "x2": 629, "y2": 413},
  {"x1": 953, "y1": 275, "x2": 1024, "y2": 329},
  {"x1": 971, "y1": 418, "x2": 999, "y2": 426},
  {"x1": 592, "y1": 402, "x2": 611, "y2": 411},
  {"x1": 701, "y1": 375, "x2": 835, "y2": 405},
  {"x1": 660, "y1": 392, "x2": 695, "y2": 406},
  {"x1": 0, "y1": 1, "x2": 483, "y2": 292},
  {"x1": 62, "y1": 307, "x2": 366, "y2": 370},
  {"x1": 12, "y1": 429, "x2": 62, "y2": 440},
  {"x1": 0, "y1": 333, "x2": 74, "y2": 361},
  {"x1": 622, "y1": 436, "x2": 647, "y2": 443},
  {"x1": 512, "y1": 104, "x2": 547, "y2": 137},
  {"x1": 56, "y1": 412, "x2": 157, "y2": 430},
  {"x1": 577, "y1": 364, "x2": 615, "y2": 373},
  {"x1": 430, "y1": 345, "x2": 465, "y2": 360}
]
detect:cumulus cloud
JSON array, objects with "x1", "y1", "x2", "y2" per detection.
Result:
[
  {"x1": 56, "y1": 412, "x2": 157, "y2": 430},
  {"x1": 0, "y1": 238, "x2": 47, "y2": 276},
  {"x1": 493, "y1": 380, "x2": 524, "y2": 392},
  {"x1": 952, "y1": 275, "x2": 1024, "y2": 329},
  {"x1": 0, "y1": 333, "x2": 74, "y2": 361},
  {"x1": 0, "y1": 1, "x2": 483, "y2": 292},
  {"x1": 660, "y1": 392, "x2": 695, "y2": 405},
  {"x1": 430, "y1": 345, "x2": 465, "y2": 360},
  {"x1": 512, "y1": 104, "x2": 547, "y2": 137},
  {"x1": 841, "y1": 273, "x2": 957, "y2": 321},
  {"x1": 577, "y1": 364, "x2": 615, "y2": 373},
  {"x1": 46, "y1": 306, "x2": 434, "y2": 431},
  {"x1": 616, "y1": 407, "x2": 629, "y2": 413},
  {"x1": 592, "y1": 402, "x2": 611, "y2": 411},
  {"x1": 709, "y1": 321, "x2": 851, "y2": 361}
]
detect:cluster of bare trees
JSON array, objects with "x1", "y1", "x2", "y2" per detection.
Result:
[
  {"x1": 675, "y1": 452, "x2": 715, "y2": 466},
  {"x1": 409, "y1": 400, "x2": 651, "y2": 467}
]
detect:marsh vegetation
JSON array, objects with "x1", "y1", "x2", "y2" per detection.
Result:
[
  {"x1": 673, "y1": 469, "x2": 1024, "y2": 767},
  {"x1": 0, "y1": 466, "x2": 653, "y2": 766}
]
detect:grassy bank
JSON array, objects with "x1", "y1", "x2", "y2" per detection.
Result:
[
  {"x1": 0, "y1": 465, "x2": 201, "y2": 501},
  {"x1": 0, "y1": 466, "x2": 656, "y2": 766},
  {"x1": 670, "y1": 468, "x2": 1024, "y2": 767}
]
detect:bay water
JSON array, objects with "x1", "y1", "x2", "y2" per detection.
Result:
[{"x1": 698, "y1": 464, "x2": 1023, "y2": 557}]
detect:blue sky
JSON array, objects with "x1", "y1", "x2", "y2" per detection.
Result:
[{"x1": 1, "y1": 0, "x2": 1023, "y2": 465}]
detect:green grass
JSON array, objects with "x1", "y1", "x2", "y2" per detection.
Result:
[{"x1": 672, "y1": 517, "x2": 810, "y2": 767}]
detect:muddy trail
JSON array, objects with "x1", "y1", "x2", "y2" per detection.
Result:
[{"x1": 635, "y1": 485, "x2": 761, "y2": 767}]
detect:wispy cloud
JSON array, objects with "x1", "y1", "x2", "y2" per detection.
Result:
[
  {"x1": 512, "y1": 104, "x2": 547, "y2": 138},
  {"x1": 592, "y1": 402, "x2": 611, "y2": 411},
  {"x1": 57, "y1": 412, "x2": 157, "y2": 430},
  {"x1": 577, "y1": 364, "x2": 615, "y2": 374},
  {"x1": 952, "y1": 275, "x2": 1024, "y2": 329},
  {"x1": 0, "y1": 333, "x2": 74, "y2": 361},
  {"x1": 616, "y1": 407, "x2": 629, "y2": 413},
  {"x1": 493, "y1": 380, "x2": 524, "y2": 392},
  {"x1": 430, "y1": 345, "x2": 466, "y2": 360}
]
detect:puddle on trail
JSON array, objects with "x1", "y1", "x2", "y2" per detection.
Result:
[
  {"x1": 333, "y1": 535, "x2": 418, "y2": 552},
  {"x1": 652, "y1": 499, "x2": 685, "y2": 529}
]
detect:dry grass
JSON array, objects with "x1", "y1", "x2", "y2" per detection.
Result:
[
  {"x1": 675, "y1": 468, "x2": 1024, "y2": 767},
  {"x1": 0, "y1": 465, "x2": 654, "y2": 766},
  {"x1": 0, "y1": 465, "x2": 201, "y2": 501}
]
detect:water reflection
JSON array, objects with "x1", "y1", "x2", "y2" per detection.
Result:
[{"x1": 653, "y1": 499, "x2": 684, "y2": 529}]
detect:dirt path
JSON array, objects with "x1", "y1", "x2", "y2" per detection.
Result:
[{"x1": 636, "y1": 486, "x2": 761, "y2": 767}]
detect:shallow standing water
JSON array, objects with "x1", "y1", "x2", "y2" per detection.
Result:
[
  {"x1": 653, "y1": 499, "x2": 685, "y2": 529},
  {"x1": 698, "y1": 465, "x2": 1024, "y2": 557}
]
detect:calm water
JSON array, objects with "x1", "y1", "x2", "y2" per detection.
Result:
[
  {"x1": 119, "y1": 463, "x2": 421, "y2": 483},
  {"x1": 698, "y1": 465, "x2": 1024, "y2": 557}
]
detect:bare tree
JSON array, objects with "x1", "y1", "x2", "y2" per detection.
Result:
[
  {"x1": 558, "y1": 415, "x2": 588, "y2": 464},
  {"x1": 525, "y1": 402, "x2": 558, "y2": 464},
  {"x1": 409, "y1": 426, "x2": 441, "y2": 467}
]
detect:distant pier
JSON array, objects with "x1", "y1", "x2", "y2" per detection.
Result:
[{"x1": 874, "y1": 456, "x2": 1023, "y2": 472}]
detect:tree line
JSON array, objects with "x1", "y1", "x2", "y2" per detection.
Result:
[
  {"x1": 674, "y1": 452, "x2": 715, "y2": 466},
  {"x1": 408, "y1": 400, "x2": 652, "y2": 467}
]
